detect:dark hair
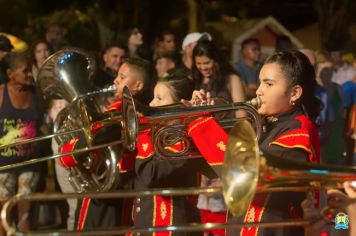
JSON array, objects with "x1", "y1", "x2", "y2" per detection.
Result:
[
  {"x1": 264, "y1": 50, "x2": 322, "y2": 121},
  {"x1": 163, "y1": 76, "x2": 195, "y2": 102},
  {"x1": 276, "y1": 35, "x2": 294, "y2": 52},
  {"x1": 123, "y1": 57, "x2": 151, "y2": 85},
  {"x1": 241, "y1": 38, "x2": 260, "y2": 50},
  {"x1": 155, "y1": 51, "x2": 181, "y2": 67},
  {"x1": 29, "y1": 39, "x2": 52, "y2": 68},
  {"x1": 1, "y1": 52, "x2": 30, "y2": 82},
  {"x1": 156, "y1": 30, "x2": 175, "y2": 42},
  {"x1": 191, "y1": 40, "x2": 236, "y2": 93},
  {"x1": 103, "y1": 41, "x2": 128, "y2": 54}
]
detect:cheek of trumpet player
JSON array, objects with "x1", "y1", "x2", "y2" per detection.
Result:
[{"x1": 113, "y1": 63, "x2": 144, "y2": 99}]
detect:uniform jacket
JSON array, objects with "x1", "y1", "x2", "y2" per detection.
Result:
[{"x1": 228, "y1": 107, "x2": 320, "y2": 236}]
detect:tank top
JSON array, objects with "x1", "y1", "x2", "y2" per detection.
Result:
[{"x1": 0, "y1": 84, "x2": 41, "y2": 172}]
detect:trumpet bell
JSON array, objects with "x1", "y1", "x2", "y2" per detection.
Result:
[{"x1": 221, "y1": 120, "x2": 259, "y2": 216}]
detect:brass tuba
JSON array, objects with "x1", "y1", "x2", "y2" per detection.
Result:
[{"x1": 37, "y1": 48, "x2": 123, "y2": 193}]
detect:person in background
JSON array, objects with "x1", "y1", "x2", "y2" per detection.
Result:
[
  {"x1": 234, "y1": 38, "x2": 262, "y2": 100},
  {"x1": 92, "y1": 42, "x2": 127, "y2": 89},
  {"x1": 118, "y1": 27, "x2": 152, "y2": 61},
  {"x1": 300, "y1": 49, "x2": 333, "y2": 159},
  {"x1": 326, "y1": 42, "x2": 356, "y2": 165},
  {"x1": 191, "y1": 40, "x2": 245, "y2": 112},
  {"x1": 327, "y1": 42, "x2": 356, "y2": 86},
  {"x1": 45, "y1": 23, "x2": 66, "y2": 53},
  {"x1": 152, "y1": 30, "x2": 176, "y2": 61},
  {"x1": 154, "y1": 51, "x2": 181, "y2": 80},
  {"x1": 30, "y1": 39, "x2": 51, "y2": 81},
  {"x1": 46, "y1": 97, "x2": 76, "y2": 230},
  {"x1": 181, "y1": 32, "x2": 212, "y2": 72},
  {"x1": 0, "y1": 52, "x2": 45, "y2": 235},
  {"x1": 0, "y1": 35, "x2": 13, "y2": 84},
  {"x1": 275, "y1": 35, "x2": 294, "y2": 52}
]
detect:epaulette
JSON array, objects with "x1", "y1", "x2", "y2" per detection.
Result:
[{"x1": 270, "y1": 128, "x2": 315, "y2": 160}]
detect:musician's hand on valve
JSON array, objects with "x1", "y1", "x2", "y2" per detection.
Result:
[
  {"x1": 327, "y1": 181, "x2": 356, "y2": 214},
  {"x1": 302, "y1": 193, "x2": 330, "y2": 235}
]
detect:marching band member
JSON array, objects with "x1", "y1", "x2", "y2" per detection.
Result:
[
  {"x1": 59, "y1": 57, "x2": 151, "y2": 231},
  {"x1": 188, "y1": 50, "x2": 322, "y2": 236},
  {"x1": 131, "y1": 76, "x2": 217, "y2": 236}
]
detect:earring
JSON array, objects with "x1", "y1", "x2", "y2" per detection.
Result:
[{"x1": 290, "y1": 100, "x2": 295, "y2": 106}]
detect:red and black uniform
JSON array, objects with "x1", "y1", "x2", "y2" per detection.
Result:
[
  {"x1": 60, "y1": 99, "x2": 137, "y2": 231},
  {"x1": 130, "y1": 127, "x2": 217, "y2": 236},
  {"x1": 227, "y1": 107, "x2": 320, "y2": 236}
]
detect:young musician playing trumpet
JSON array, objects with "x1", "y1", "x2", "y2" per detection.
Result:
[{"x1": 189, "y1": 50, "x2": 322, "y2": 236}]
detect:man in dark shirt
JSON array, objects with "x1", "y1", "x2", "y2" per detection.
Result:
[{"x1": 92, "y1": 43, "x2": 127, "y2": 89}]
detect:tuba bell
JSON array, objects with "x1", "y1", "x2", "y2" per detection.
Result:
[{"x1": 37, "y1": 48, "x2": 123, "y2": 193}]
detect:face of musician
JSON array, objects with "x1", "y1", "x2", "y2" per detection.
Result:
[
  {"x1": 149, "y1": 82, "x2": 175, "y2": 107},
  {"x1": 7, "y1": 61, "x2": 34, "y2": 86},
  {"x1": 113, "y1": 63, "x2": 144, "y2": 99},
  {"x1": 256, "y1": 63, "x2": 300, "y2": 117},
  {"x1": 194, "y1": 55, "x2": 214, "y2": 78}
]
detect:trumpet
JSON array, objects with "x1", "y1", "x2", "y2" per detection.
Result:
[{"x1": 122, "y1": 85, "x2": 262, "y2": 159}]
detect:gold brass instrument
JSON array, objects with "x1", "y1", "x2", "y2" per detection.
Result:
[
  {"x1": 4, "y1": 105, "x2": 356, "y2": 234},
  {"x1": 37, "y1": 48, "x2": 125, "y2": 193},
  {"x1": 123, "y1": 88, "x2": 262, "y2": 159},
  {"x1": 1, "y1": 188, "x2": 310, "y2": 236},
  {"x1": 222, "y1": 120, "x2": 356, "y2": 217}
]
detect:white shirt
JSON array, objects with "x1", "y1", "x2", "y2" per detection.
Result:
[{"x1": 331, "y1": 63, "x2": 356, "y2": 85}]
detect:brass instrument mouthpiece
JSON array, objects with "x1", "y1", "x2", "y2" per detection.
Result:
[{"x1": 247, "y1": 97, "x2": 261, "y2": 109}]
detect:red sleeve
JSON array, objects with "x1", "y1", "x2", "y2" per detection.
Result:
[{"x1": 188, "y1": 117, "x2": 227, "y2": 166}]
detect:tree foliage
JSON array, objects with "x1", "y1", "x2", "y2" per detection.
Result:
[{"x1": 314, "y1": 0, "x2": 355, "y2": 49}]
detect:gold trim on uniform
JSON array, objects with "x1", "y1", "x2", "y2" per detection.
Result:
[{"x1": 216, "y1": 141, "x2": 226, "y2": 151}]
